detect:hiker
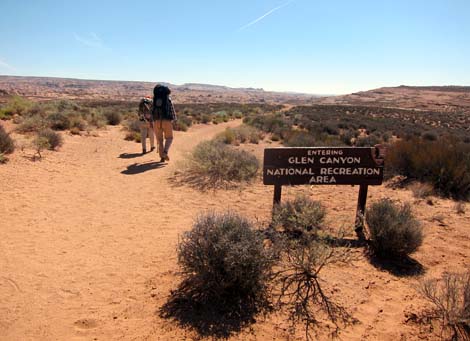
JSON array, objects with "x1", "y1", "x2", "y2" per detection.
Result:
[
  {"x1": 152, "y1": 84, "x2": 177, "y2": 162},
  {"x1": 138, "y1": 96, "x2": 155, "y2": 154}
]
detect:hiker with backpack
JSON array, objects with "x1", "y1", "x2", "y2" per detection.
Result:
[
  {"x1": 138, "y1": 96, "x2": 155, "y2": 154},
  {"x1": 152, "y1": 84, "x2": 177, "y2": 162}
]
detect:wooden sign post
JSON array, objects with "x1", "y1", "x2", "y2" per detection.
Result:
[{"x1": 263, "y1": 146, "x2": 386, "y2": 241}]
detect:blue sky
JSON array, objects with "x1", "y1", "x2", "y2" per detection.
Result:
[{"x1": 0, "y1": 0, "x2": 469, "y2": 94}]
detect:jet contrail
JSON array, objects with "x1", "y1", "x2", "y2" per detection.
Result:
[{"x1": 238, "y1": 0, "x2": 294, "y2": 31}]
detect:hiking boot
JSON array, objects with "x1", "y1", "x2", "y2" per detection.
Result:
[
  {"x1": 142, "y1": 149, "x2": 146, "y2": 155},
  {"x1": 150, "y1": 146, "x2": 155, "y2": 152},
  {"x1": 164, "y1": 155, "x2": 170, "y2": 161},
  {"x1": 160, "y1": 157, "x2": 166, "y2": 163}
]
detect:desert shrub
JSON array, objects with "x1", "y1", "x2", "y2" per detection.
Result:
[
  {"x1": 125, "y1": 119, "x2": 141, "y2": 133},
  {"x1": 0, "y1": 124, "x2": 15, "y2": 154},
  {"x1": 174, "y1": 114, "x2": 192, "y2": 131},
  {"x1": 387, "y1": 137, "x2": 470, "y2": 200},
  {"x1": 217, "y1": 125, "x2": 262, "y2": 145},
  {"x1": 340, "y1": 129, "x2": 356, "y2": 146},
  {"x1": 454, "y1": 202, "x2": 466, "y2": 215},
  {"x1": 0, "y1": 95, "x2": 32, "y2": 118},
  {"x1": 177, "y1": 211, "x2": 274, "y2": 303},
  {"x1": 86, "y1": 110, "x2": 107, "y2": 128},
  {"x1": 16, "y1": 115, "x2": 47, "y2": 133},
  {"x1": 410, "y1": 182, "x2": 434, "y2": 199},
  {"x1": 69, "y1": 116, "x2": 86, "y2": 131},
  {"x1": 103, "y1": 110, "x2": 122, "y2": 125},
  {"x1": 47, "y1": 112, "x2": 71, "y2": 130},
  {"x1": 124, "y1": 131, "x2": 141, "y2": 142},
  {"x1": 366, "y1": 199, "x2": 423, "y2": 258},
  {"x1": 201, "y1": 114, "x2": 211, "y2": 124},
  {"x1": 355, "y1": 134, "x2": 381, "y2": 147},
  {"x1": 272, "y1": 195, "x2": 326, "y2": 238},
  {"x1": 284, "y1": 131, "x2": 316, "y2": 147},
  {"x1": 37, "y1": 129, "x2": 63, "y2": 150},
  {"x1": 419, "y1": 270, "x2": 470, "y2": 340},
  {"x1": 422, "y1": 131, "x2": 438, "y2": 141},
  {"x1": 70, "y1": 127, "x2": 81, "y2": 135},
  {"x1": 0, "y1": 153, "x2": 7, "y2": 164},
  {"x1": 272, "y1": 239, "x2": 354, "y2": 340},
  {"x1": 218, "y1": 128, "x2": 236, "y2": 145},
  {"x1": 182, "y1": 140, "x2": 259, "y2": 189}
]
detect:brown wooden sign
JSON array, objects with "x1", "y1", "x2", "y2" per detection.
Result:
[
  {"x1": 263, "y1": 147, "x2": 384, "y2": 186},
  {"x1": 263, "y1": 146, "x2": 386, "y2": 241}
]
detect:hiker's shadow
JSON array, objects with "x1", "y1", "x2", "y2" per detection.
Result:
[
  {"x1": 121, "y1": 161, "x2": 165, "y2": 175},
  {"x1": 118, "y1": 152, "x2": 143, "y2": 159}
]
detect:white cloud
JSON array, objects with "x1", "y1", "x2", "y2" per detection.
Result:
[
  {"x1": 74, "y1": 32, "x2": 109, "y2": 50},
  {"x1": 0, "y1": 58, "x2": 15, "y2": 72},
  {"x1": 238, "y1": 0, "x2": 295, "y2": 31}
]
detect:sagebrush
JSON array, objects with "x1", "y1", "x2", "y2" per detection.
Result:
[
  {"x1": 0, "y1": 124, "x2": 15, "y2": 154},
  {"x1": 366, "y1": 198, "x2": 423, "y2": 258},
  {"x1": 272, "y1": 195, "x2": 326, "y2": 238}
]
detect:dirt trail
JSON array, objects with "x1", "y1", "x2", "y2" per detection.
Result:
[{"x1": 1, "y1": 120, "x2": 469, "y2": 341}]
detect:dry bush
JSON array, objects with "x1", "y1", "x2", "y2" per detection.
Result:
[
  {"x1": 419, "y1": 270, "x2": 470, "y2": 340},
  {"x1": 366, "y1": 199, "x2": 423, "y2": 258},
  {"x1": 178, "y1": 140, "x2": 259, "y2": 190},
  {"x1": 410, "y1": 182, "x2": 434, "y2": 199},
  {"x1": 387, "y1": 137, "x2": 470, "y2": 200},
  {"x1": 37, "y1": 129, "x2": 63, "y2": 150},
  {"x1": 272, "y1": 195, "x2": 326, "y2": 238},
  {"x1": 0, "y1": 124, "x2": 15, "y2": 154},
  {"x1": 177, "y1": 211, "x2": 274, "y2": 302},
  {"x1": 285, "y1": 131, "x2": 316, "y2": 147},
  {"x1": 217, "y1": 125, "x2": 262, "y2": 145},
  {"x1": 0, "y1": 153, "x2": 7, "y2": 164},
  {"x1": 47, "y1": 112, "x2": 71, "y2": 130},
  {"x1": 272, "y1": 238, "x2": 355, "y2": 340},
  {"x1": 161, "y1": 211, "x2": 274, "y2": 338},
  {"x1": 16, "y1": 115, "x2": 47, "y2": 133},
  {"x1": 104, "y1": 111, "x2": 122, "y2": 125}
]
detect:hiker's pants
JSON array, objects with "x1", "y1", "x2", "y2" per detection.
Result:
[
  {"x1": 154, "y1": 120, "x2": 174, "y2": 158},
  {"x1": 140, "y1": 121, "x2": 155, "y2": 151}
]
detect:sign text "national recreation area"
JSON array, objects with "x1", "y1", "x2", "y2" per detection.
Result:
[{"x1": 263, "y1": 147, "x2": 384, "y2": 186}]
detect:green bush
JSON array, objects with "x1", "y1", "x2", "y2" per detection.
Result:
[
  {"x1": 47, "y1": 112, "x2": 71, "y2": 130},
  {"x1": 184, "y1": 140, "x2": 259, "y2": 189},
  {"x1": 366, "y1": 199, "x2": 423, "y2": 258},
  {"x1": 104, "y1": 111, "x2": 122, "y2": 125},
  {"x1": 0, "y1": 124, "x2": 15, "y2": 154},
  {"x1": 0, "y1": 95, "x2": 32, "y2": 118},
  {"x1": 177, "y1": 211, "x2": 273, "y2": 303},
  {"x1": 272, "y1": 195, "x2": 326, "y2": 237},
  {"x1": 86, "y1": 111, "x2": 107, "y2": 128},
  {"x1": 37, "y1": 129, "x2": 63, "y2": 150}
]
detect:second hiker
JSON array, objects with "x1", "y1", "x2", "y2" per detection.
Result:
[
  {"x1": 152, "y1": 84, "x2": 177, "y2": 162},
  {"x1": 138, "y1": 96, "x2": 155, "y2": 154}
]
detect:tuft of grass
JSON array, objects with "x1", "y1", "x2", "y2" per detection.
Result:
[{"x1": 366, "y1": 198, "x2": 423, "y2": 258}]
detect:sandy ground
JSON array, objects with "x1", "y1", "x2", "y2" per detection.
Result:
[{"x1": 1, "y1": 120, "x2": 469, "y2": 341}]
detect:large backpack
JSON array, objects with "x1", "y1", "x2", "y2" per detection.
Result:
[
  {"x1": 138, "y1": 98, "x2": 153, "y2": 122},
  {"x1": 152, "y1": 84, "x2": 172, "y2": 120}
]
